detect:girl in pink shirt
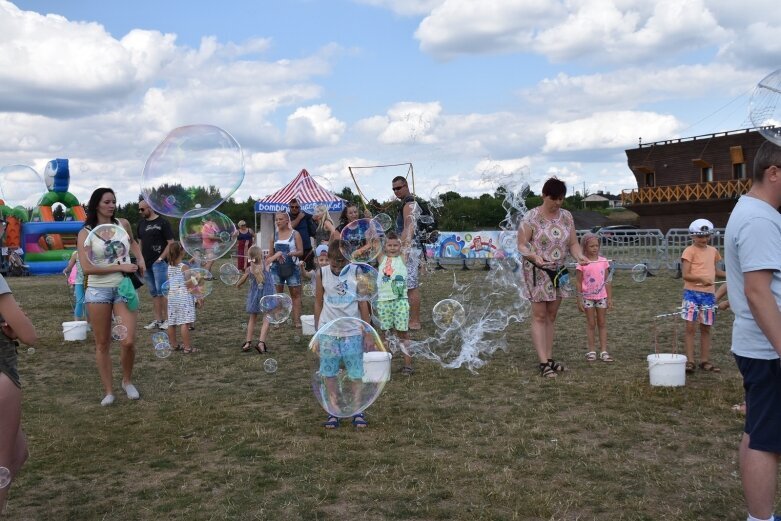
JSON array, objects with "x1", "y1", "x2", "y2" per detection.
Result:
[{"x1": 576, "y1": 233, "x2": 614, "y2": 362}]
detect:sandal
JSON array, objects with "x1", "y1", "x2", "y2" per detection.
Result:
[
  {"x1": 699, "y1": 361, "x2": 721, "y2": 373},
  {"x1": 400, "y1": 365, "x2": 414, "y2": 376},
  {"x1": 600, "y1": 351, "x2": 614, "y2": 363},
  {"x1": 241, "y1": 341, "x2": 252, "y2": 353},
  {"x1": 351, "y1": 413, "x2": 368, "y2": 428},
  {"x1": 183, "y1": 346, "x2": 199, "y2": 354},
  {"x1": 173, "y1": 344, "x2": 183, "y2": 352},
  {"x1": 255, "y1": 341, "x2": 267, "y2": 354},
  {"x1": 323, "y1": 415, "x2": 340, "y2": 429},
  {"x1": 548, "y1": 359, "x2": 566, "y2": 372},
  {"x1": 539, "y1": 362, "x2": 557, "y2": 378},
  {"x1": 685, "y1": 361, "x2": 695, "y2": 374},
  {"x1": 585, "y1": 351, "x2": 597, "y2": 362}
]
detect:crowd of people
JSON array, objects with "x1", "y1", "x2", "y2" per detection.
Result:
[{"x1": 3, "y1": 143, "x2": 781, "y2": 518}]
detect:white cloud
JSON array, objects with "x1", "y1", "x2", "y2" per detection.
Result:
[
  {"x1": 285, "y1": 104, "x2": 346, "y2": 147},
  {"x1": 544, "y1": 111, "x2": 682, "y2": 153},
  {"x1": 360, "y1": 101, "x2": 442, "y2": 144},
  {"x1": 351, "y1": 0, "x2": 446, "y2": 16}
]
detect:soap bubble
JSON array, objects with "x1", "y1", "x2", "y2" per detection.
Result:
[
  {"x1": 219, "y1": 263, "x2": 241, "y2": 285},
  {"x1": 749, "y1": 69, "x2": 781, "y2": 146},
  {"x1": 309, "y1": 317, "x2": 390, "y2": 418},
  {"x1": 264, "y1": 358, "x2": 278, "y2": 373},
  {"x1": 141, "y1": 125, "x2": 245, "y2": 218},
  {"x1": 83, "y1": 224, "x2": 131, "y2": 266},
  {"x1": 184, "y1": 267, "x2": 214, "y2": 298},
  {"x1": 428, "y1": 183, "x2": 456, "y2": 210},
  {"x1": 154, "y1": 342, "x2": 172, "y2": 359},
  {"x1": 0, "y1": 165, "x2": 45, "y2": 209},
  {"x1": 632, "y1": 263, "x2": 648, "y2": 283},
  {"x1": 260, "y1": 293, "x2": 293, "y2": 324},
  {"x1": 303, "y1": 281, "x2": 315, "y2": 297},
  {"x1": 27, "y1": 347, "x2": 35, "y2": 355},
  {"x1": 111, "y1": 324, "x2": 128, "y2": 341},
  {"x1": 0, "y1": 466, "x2": 10, "y2": 488},
  {"x1": 180, "y1": 209, "x2": 237, "y2": 263},
  {"x1": 372, "y1": 213, "x2": 393, "y2": 232},
  {"x1": 151, "y1": 332, "x2": 168, "y2": 345},
  {"x1": 160, "y1": 280, "x2": 170, "y2": 296},
  {"x1": 339, "y1": 218, "x2": 385, "y2": 263},
  {"x1": 432, "y1": 299, "x2": 466, "y2": 330},
  {"x1": 341, "y1": 263, "x2": 379, "y2": 302}
]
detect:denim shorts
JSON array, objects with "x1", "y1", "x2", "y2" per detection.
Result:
[
  {"x1": 144, "y1": 261, "x2": 169, "y2": 297},
  {"x1": 734, "y1": 354, "x2": 781, "y2": 453},
  {"x1": 84, "y1": 286, "x2": 129, "y2": 305},
  {"x1": 270, "y1": 264, "x2": 301, "y2": 287},
  {"x1": 0, "y1": 336, "x2": 20, "y2": 389}
]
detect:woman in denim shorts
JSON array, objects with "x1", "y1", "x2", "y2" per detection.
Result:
[
  {"x1": 267, "y1": 211, "x2": 304, "y2": 328},
  {"x1": 78, "y1": 188, "x2": 146, "y2": 407},
  {"x1": 0, "y1": 272, "x2": 37, "y2": 512}
]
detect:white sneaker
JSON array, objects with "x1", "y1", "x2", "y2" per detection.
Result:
[
  {"x1": 144, "y1": 320, "x2": 160, "y2": 330},
  {"x1": 101, "y1": 394, "x2": 115, "y2": 406},
  {"x1": 122, "y1": 383, "x2": 140, "y2": 400},
  {"x1": 158, "y1": 321, "x2": 168, "y2": 330}
]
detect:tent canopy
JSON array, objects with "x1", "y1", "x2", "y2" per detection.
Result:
[{"x1": 254, "y1": 169, "x2": 345, "y2": 214}]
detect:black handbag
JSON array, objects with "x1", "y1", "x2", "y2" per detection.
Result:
[
  {"x1": 124, "y1": 270, "x2": 145, "y2": 290},
  {"x1": 277, "y1": 261, "x2": 295, "y2": 279}
]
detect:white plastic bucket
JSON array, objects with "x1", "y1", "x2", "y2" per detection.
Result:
[
  {"x1": 301, "y1": 315, "x2": 315, "y2": 336},
  {"x1": 362, "y1": 351, "x2": 392, "y2": 383},
  {"x1": 647, "y1": 353, "x2": 687, "y2": 387},
  {"x1": 62, "y1": 321, "x2": 88, "y2": 341}
]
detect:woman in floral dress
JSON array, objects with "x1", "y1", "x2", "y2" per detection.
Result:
[{"x1": 517, "y1": 178, "x2": 587, "y2": 378}]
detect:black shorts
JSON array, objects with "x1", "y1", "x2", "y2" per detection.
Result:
[
  {"x1": 734, "y1": 354, "x2": 781, "y2": 453},
  {"x1": 0, "y1": 335, "x2": 20, "y2": 389}
]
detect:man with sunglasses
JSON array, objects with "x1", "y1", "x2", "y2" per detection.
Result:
[
  {"x1": 137, "y1": 200, "x2": 174, "y2": 330},
  {"x1": 392, "y1": 177, "x2": 421, "y2": 330},
  {"x1": 288, "y1": 198, "x2": 316, "y2": 271}
]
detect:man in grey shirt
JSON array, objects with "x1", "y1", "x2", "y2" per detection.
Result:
[{"x1": 725, "y1": 139, "x2": 781, "y2": 521}]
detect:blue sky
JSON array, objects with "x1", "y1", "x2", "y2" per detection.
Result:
[{"x1": 1, "y1": 0, "x2": 779, "y2": 209}]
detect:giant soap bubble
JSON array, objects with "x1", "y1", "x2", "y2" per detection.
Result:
[
  {"x1": 180, "y1": 209, "x2": 237, "y2": 263},
  {"x1": 340, "y1": 263, "x2": 379, "y2": 302},
  {"x1": 83, "y1": 224, "x2": 131, "y2": 266},
  {"x1": 260, "y1": 293, "x2": 293, "y2": 324},
  {"x1": 0, "y1": 165, "x2": 46, "y2": 209},
  {"x1": 749, "y1": 69, "x2": 781, "y2": 146},
  {"x1": 432, "y1": 299, "x2": 466, "y2": 330},
  {"x1": 219, "y1": 263, "x2": 241, "y2": 285},
  {"x1": 309, "y1": 317, "x2": 390, "y2": 418},
  {"x1": 141, "y1": 125, "x2": 245, "y2": 218},
  {"x1": 339, "y1": 218, "x2": 385, "y2": 263},
  {"x1": 185, "y1": 267, "x2": 214, "y2": 298}
]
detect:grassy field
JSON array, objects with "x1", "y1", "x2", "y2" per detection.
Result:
[{"x1": 4, "y1": 261, "x2": 750, "y2": 520}]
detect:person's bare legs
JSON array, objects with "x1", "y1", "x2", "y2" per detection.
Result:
[
  {"x1": 699, "y1": 323, "x2": 712, "y2": 363},
  {"x1": 584, "y1": 307, "x2": 597, "y2": 351},
  {"x1": 153, "y1": 296, "x2": 165, "y2": 323},
  {"x1": 180, "y1": 324, "x2": 192, "y2": 349},
  {"x1": 289, "y1": 285, "x2": 302, "y2": 327},
  {"x1": 531, "y1": 300, "x2": 562, "y2": 363},
  {"x1": 740, "y1": 433, "x2": 780, "y2": 519},
  {"x1": 596, "y1": 307, "x2": 608, "y2": 352},
  {"x1": 113, "y1": 302, "x2": 137, "y2": 388},
  {"x1": 408, "y1": 288, "x2": 421, "y2": 329},
  {"x1": 88, "y1": 302, "x2": 114, "y2": 396},
  {"x1": 684, "y1": 320, "x2": 697, "y2": 364},
  {"x1": 544, "y1": 299, "x2": 562, "y2": 361},
  {"x1": 245, "y1": 313, "x2": 257, "y2": 343},
  {"x1": 0, "y1": 375, "x2": 28, "y2": 513}
]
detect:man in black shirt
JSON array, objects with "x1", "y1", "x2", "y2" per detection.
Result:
[
  {"x1": 289, "y1": 198, "x2": 316, "y2": 270},
  {"x1": 137, "y1": 200, "x2": 174, "y2": 330}
]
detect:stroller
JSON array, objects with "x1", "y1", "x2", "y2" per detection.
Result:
[{"x1": 1, "y1": 247, "x2": 30, "y2": 277}]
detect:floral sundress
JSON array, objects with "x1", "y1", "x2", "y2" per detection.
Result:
[{"x1": 520, "y1": 207, "x2": 574, "y2": 302}]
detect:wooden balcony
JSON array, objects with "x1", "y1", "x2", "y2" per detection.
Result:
[{"x1": 622, "y1": 179, "x2": 752, "y2": 206}]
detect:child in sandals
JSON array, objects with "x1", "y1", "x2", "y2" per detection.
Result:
[
  {"x1": 575, "y1": 233, "x2": 614, "y2": 363},
  {"x1": 166, "y1": 242, "x2": 199, "y2": 353},
  {"x1": 680, "y1": 218, "x2": 726, "y2": 374},
  {"x1": 375, "y1": 232, "x2": 413, "y2": 374},
  {"x1": 236, "y1": 245, "x2": 275, "y2": 354}
]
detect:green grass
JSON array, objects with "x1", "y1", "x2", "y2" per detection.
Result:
[{"x1": 5, "y1": 262, "x2": 751, "y2": 520}]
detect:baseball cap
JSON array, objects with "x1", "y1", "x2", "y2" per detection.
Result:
[
  {"x1": 316, "y1": 245, "x2": 329, "y2": 256},
  {"x1": 689, "y1": 218, "x2": 714, "y2": 236}
]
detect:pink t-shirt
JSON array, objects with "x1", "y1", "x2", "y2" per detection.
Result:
[
  {"x1": 681, "y1": 244, "x2": 721, "y2": 294},
  {"x1": 576, "y1": 256, "x2": 610, "y2": 300}
]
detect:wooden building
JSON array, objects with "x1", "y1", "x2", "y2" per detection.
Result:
[{"x1": 622, "y1": 128, "x2": 768, "y2": 231}]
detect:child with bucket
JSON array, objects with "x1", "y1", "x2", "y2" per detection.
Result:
[{"x1": 680, "y1": 218, "x2": 726, "y2": 374}]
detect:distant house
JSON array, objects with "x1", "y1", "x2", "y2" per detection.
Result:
[
  {"x1": 583, "y1": 192, "x2": 622, "y2": 209},
  {"x1": 622, "y1": 128, "x2": 766, "y2": 231}
]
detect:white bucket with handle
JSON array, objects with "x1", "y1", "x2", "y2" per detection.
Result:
[
  {"x1": 301, "y1": 315, "x2": 315, "y2": 336},
  {"x1": 647, "y1": 353, "x2": 687, "y2": 387},
  {"x1": 362, "y1": 351, "x2": 392, "y2": 383},
  {"x1": 62, "y1": 321, "x2": 88, "y2": 341}
]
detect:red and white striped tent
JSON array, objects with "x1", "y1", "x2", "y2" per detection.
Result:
[{"x1": 253, "y1": 169, "x2": 346, "y2": 248}]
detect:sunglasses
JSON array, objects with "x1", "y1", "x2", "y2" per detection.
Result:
[{"x1": 392, "y1": 186, "x2": 405, "y2": 192}]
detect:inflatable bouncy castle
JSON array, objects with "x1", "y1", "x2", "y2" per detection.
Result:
[{"x1": 10, "y1": 159, "x2": 85, "y2": 275}]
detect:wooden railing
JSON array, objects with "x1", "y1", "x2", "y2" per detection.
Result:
[{"x1": 621, "y1": 179, "x2": 752, "y2": 205}]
